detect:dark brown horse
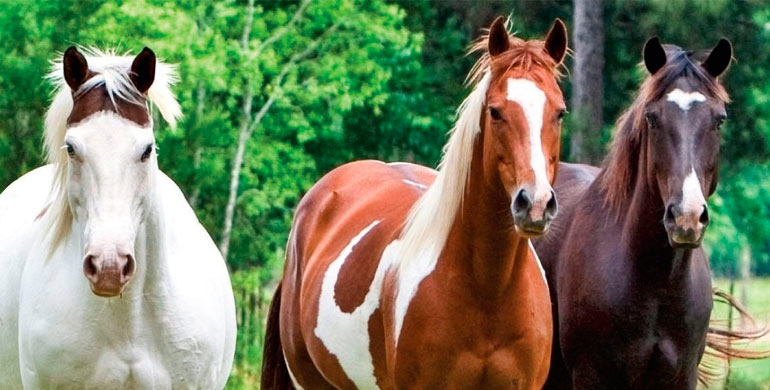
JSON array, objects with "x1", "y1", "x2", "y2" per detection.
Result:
[
  {"x1": 534, "y1": 38, "x2": 734, "y2": 389},
  {"x1": 262, "y1": 17, "x2": 568, "y2": 390}
]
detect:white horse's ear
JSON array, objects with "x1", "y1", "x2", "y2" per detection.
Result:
[
  {"x1": 63, "y1": 46, "x2": 89, "y2": 91},
  {"x1": 130, "y1": 47, "x2": 156, "y2": 93}
]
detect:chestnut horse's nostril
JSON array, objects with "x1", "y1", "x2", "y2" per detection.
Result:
[
  {"x1": 699, "y1": 205, "x2": 710, "y2": 225},
  {"x1": 513, "y1": 189, "x2": 532, "y2": 214},
  {"x1": 545, "y1": 189, "x2": 558, "y2": 218}
]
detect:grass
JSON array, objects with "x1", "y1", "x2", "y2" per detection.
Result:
[{"x1": 710, "y1": 278, "x2": 770, "y2": 389}]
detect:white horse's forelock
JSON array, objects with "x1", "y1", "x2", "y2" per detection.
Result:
[{"x1": 41, "y1": 47, "x2": 182, "y2": 253}]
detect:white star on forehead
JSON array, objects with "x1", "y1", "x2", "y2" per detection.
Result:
[{"x1": 666, "y1": 88, "x2": 706, "y2": 111}]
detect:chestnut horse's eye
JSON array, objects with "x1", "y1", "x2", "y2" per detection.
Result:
[
  {"x1": 557, "y1": 109, "x2": 568, "y2": 122},
  {"x1": 489, "y1": 106, "x2": 503, "y2": 121},
  {"x1": 140, "y1": 144, "x2": 154, "y2": 162}
]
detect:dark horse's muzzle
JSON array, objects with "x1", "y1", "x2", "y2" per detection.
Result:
[{"x1": 663, "y1": 202, "x2": 710, "y2": 248}]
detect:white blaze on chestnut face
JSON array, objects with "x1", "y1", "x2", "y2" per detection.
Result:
[
  {"x1": 681, "y1": 167, "x2": 706, "y2": 219},
  {"x1": 667, "y1": 88, "x2": 706, "y2": 111},
  {"x1": 506, "y1": 78, "x2": 551, "y2": 219},
  {"x1": 315, "y1": 220, "x2": 389, "y2": 390}
]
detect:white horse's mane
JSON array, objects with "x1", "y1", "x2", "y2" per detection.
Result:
[{"x1": 42, "y1": 47, "x2": 182, "y2": 252}]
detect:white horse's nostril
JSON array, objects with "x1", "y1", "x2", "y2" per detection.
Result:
[
  {"x1": 122, "y1": 254, "x2": 136, "y2": 279},
  {"x1": 83, "y1": 255, "x2": 98, "y2": 279}
]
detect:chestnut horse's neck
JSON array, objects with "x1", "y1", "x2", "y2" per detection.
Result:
[
  {"x1": 618, "y1": 130, "x2": 693, "y2": 277},
  {"x1": 448, "y1": 119, "x2": 531, "y2": 293}
]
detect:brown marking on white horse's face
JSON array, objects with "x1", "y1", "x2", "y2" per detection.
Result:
[
  {"x1": 641, "y1": 38, "x2": 731, "y2": 248},
  {"x1": 64, "y1": 46, "x2": 153, "y2": 127},
  {"x1": 61, "y1": 46, "x2": 158, "y2": 297},
  {"x1": 483, "y1": 18, "x2": 567, "y2": 237}
]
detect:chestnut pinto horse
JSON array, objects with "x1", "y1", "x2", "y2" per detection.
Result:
[
  {"x1": 534, "y1": 38, "x2": 733, "y2": 389},
  {"x1": 262, "y1": 17, "x2": 568, "y2": 390}
]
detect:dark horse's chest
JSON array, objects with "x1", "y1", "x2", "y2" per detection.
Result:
[
  {"x1": 611, "y1": 289, "x2": 711, "y2": 386},
  {"x1": 562, "y1": 249, "x2": 713, "y2": 389}
]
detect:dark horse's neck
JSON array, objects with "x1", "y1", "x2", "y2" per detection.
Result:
[
  {"x1": 619, "y1": 130, "x2": 694, "y2": 280},
  {"x1": 447, "y1": 128, "x2": 531, "y2": 294}
]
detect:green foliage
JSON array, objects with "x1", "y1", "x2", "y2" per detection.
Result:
[{"x1": 3, "y1": 0, "x2": 770, "y2": 386}]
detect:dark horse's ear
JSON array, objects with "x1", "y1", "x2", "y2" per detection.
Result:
[
  {"x1": 643, "y1": 37, "x2": 667, "y2": 75},
  {"x1": 488, "y1": 16, "x2": 510, "y2": 56},
  {"x1": 544, "y1": 18, "x2": 568, "y2": 65},
  {"x1": 63, "y1": 46, "x2": 89, "y2": 91},
  {"x1": 702, "y1": 38, "x2": 732, "y2": 78},
  {"x1": 130, "y1": 47, "x2": 156, "y2": 93}
]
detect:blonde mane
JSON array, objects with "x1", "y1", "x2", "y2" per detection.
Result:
[
  {"x1": 42, "y1": 47, "x2": 182, "y2": 252},
  {"x1": 396, "y1": 23, "x2": 561, "y2": 274}
]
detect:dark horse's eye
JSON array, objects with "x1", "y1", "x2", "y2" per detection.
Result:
[
  {"x1": 645, "y1": 111, "x2": 659, "y2": 128},
  {"x1": 557, "y1": 109, "x2": 568, "y2": 122},
  {"x1": 715, "y1": 114, "x2": 727, "y2": 130},
  {"x1": 489, "y1": 106, "x2": 503, "y2": 121},
  {"x1": 141, "y1": 144, "x2": 154, "y2": 162}
]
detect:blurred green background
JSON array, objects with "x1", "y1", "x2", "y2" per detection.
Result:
[{"x1": 1, "y1": 0, "x2": 769, "y2": 388}]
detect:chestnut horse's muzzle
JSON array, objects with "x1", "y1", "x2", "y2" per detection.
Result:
[{"x1": 512, "y1": 188, "x2": 558, "y2": 237}]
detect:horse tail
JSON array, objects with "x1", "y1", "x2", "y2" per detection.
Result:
[
  {"x1": 697, "y1": 288, "x2": 770, "y2": 386},
  {"x1": 261, "y1": 283, "x2": 295, "y2": 390}
]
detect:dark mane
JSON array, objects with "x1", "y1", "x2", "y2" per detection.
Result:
[{"x1": 598, "y1": 45, "x2": 729, "y2": 215}]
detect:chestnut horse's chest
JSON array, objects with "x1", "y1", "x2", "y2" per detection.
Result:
[{"x1": 390, "y1": 258, "x2": 552, "y2": 390}]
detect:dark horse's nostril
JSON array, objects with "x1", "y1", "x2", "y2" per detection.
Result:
[
  {"x1": 545, "y1": 189, "x2": 558, "y2": 217},
  {"x1": 699, "y1": 205, "x2": 710, "y2": 225},
  {"x1": 664, "y1": 203, "x2": 676, "y2": 223},
  {"x1": 513, "y1": 189, "x2": 531, "y2": 213}
]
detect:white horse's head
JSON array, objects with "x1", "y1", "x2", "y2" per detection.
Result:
[{"x1": 45, "y1": 47, "x2": 181, "y2": 297}]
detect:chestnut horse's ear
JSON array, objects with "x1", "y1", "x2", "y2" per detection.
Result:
[
  {"x1": 488, "y1": 16, "x2": 510, "y2": 56},
  {"x1": 544, "y1": 18, "x2": 568, "y2": 64},
  {"x1": 63, "y1": 46, "x2": 89, "y2": 91},
  {"x1": 130, "y1": 47, "x2": 156, "y2": 93},
  {"x1": 702, "y1": 38, "x2": 732, "y2": 78},
  {"x1": 643, "y1": 37, "x2": 667, "y2": 75}
]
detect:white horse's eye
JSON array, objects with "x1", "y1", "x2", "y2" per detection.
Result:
[
  {"x1": 65, "y1": 143, "x2": 76, "y2": 158},
  {"x1": 140, "y1": 144, "x2": 153, "y2": 162}
]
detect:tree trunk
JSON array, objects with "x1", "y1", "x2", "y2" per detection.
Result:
[
  {"x1": 219, "y1": 0, "x2": 256, "y2": 260},
  {"x1": 570, "y1": 0, "x2": 604, "y2": 164},
  {"x1": 189, "y1": 84, "x2": 206, "y2": 209},
  {"x1": 218, "y1": 0, "x2": 314, "y2": 260},
  {"x1": 740, "y1": 244, "x2": 751, "y2": 327}
]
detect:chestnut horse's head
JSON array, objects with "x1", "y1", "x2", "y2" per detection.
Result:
[{"x1": 478, "y1": 17, "x2": 567, "y2": 237}]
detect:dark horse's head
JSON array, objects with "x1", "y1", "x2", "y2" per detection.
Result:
[{"x1": 602, "y1": 37, "x2": 732, "y2": 248}]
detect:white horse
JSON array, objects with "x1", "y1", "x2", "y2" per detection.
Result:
[{"x1": 0, "y1": 47, "x2": 236, "y2": 390}]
